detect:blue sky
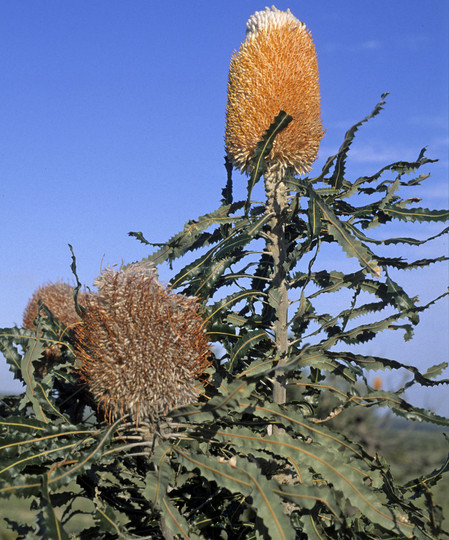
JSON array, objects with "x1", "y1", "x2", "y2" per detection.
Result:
[{"x1": 1, "y1": 1, "x2": 448, "y2": 414}]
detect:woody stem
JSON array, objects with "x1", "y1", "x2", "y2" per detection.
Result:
[{"x1": 265, "y1": 170, "x2": 290, "y2": 405}]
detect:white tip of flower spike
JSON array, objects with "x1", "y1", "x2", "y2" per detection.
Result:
[{"x1": 245, "y1": 5, "x2": 305, "y2": 40}]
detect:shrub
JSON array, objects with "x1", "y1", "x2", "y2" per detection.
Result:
[{"x1": 1, "y1": 6, "x2": 448, "y2": 539}]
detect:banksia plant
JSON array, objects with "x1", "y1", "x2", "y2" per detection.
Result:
[
  {"x1": 225, "y1": 5, "x2": 324, "y2": 178},
  {"x1": 225, "y1": 6, "x2": 325, "y2": 403},
  {"x1": 23, "y1": 280, "x2": 87, "y2": 330},
  {"x1": 74, "y1": 264, "x2": 211, "y2": 425},
  {"x1": 2, "y1": 7, "x2": 448, "y2": 539}
]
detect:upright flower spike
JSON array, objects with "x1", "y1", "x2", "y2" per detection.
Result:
[
  {"x1": 225, "y1": 5, "x2": 324, "y2": 176},
  {"x1": 74, "y1": 264, "x2": 211, "y2": 425}
]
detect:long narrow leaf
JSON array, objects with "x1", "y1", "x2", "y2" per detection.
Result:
[
  {"x1": 331, "y1": 93, "x2": 389, "y2": 189},
  {"x1": 245, "y1": 110, "x2": 292, "y2": 214}
]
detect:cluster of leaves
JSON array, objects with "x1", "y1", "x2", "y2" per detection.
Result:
[{"x1": 1, "y1": 96, "x2": 449, "y2": 539}]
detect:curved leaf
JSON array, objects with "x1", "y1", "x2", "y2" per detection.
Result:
[{"x1": 245, "y1": 110, "x2": 293, "y2": 214}]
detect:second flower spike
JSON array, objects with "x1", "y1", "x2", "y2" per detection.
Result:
[{"x1": 74, "y1": 264, "x2": 211, "y2": 426}]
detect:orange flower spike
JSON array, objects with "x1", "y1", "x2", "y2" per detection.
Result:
[{"x1": 225, "y1": 6, "x2": 325, "y2": 176}]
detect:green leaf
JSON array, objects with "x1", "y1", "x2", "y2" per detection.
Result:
[
  {"x1": 243, "y1": 463, "x2": 296, "y2": 540},
  {"x1": 328, "y1": 351, "x2": 449, "y2": 389},
  {"x1": 170, "y1": 242, "x2": 244, "y2": 296},
  {"x1": 170, "y1": 379, "x2": 258, "y2": 424},
  {"x1": 403, "y1": 452, "x2": 449, "y2": 494},
  {"x1": 385, "y1": 275, "x2": 419, "y2": 324},
  {"x1": 20, "y1": 326, "x2": 49, "y2": 424},
  {"x1": 222, "y1": 154, "x2": 234, "y2": 205},
  {"x1": 68, "y1": 244, "x2": 86, "y2": 317},
  {"x1": 137, "y1": 203, "x2": 242, "y2": 267},
  {"x1": 348, "y1": 387, "x2": 449, "y2": 427},
  {"x1": 246, "y1": 110, "x2": 292, "y2": 214},
  {"x1": 127, "y1": 230, "x2": 159, "y2": 246},
  {"x1": 383, "y1": 205, "x2": 449, "y2": 223},
  {"x1": 0, "y1": 326, "x2": 52, "y2": 386},
  {"x1": 143, "y1": 442, "x2": 173, "y2": 505},
  {"x1": 92, "y1": 496, "x2": 131, "y2": 538},
  {"x1": 422, "y1": 362, "x2": 449, "y2": 380},
  {"x1": 158, "y1": 497, "x2": 195, "y2": 539},
  {"x1": 205, "y1": 289, "x2": 265, "y2": 326},
  {"x1": 40, "y1": 473, "x2": 70, "y2": 540},
  {"x1": 307, "y1": 197, "x2": 322, "y2": 238},
  {"x1": 167, "y1": 215, "x2": 272, "y2": 296},
  {"x1": 228, "y1": 331, "x2": 271, "y2": 372},
  {"x1": 307, "y1": 185, "x2": 379, "y2": 275},
  {"x1": 212, "y1": 213, "x2": 272, "y2": 261},
  {"x1": 331, "y1": 93, "x2": 389, "y2": 189},
  {"x1": 383, "y1": 225, "x2": 449, "y2": 246},
  {"x1": 212, "y1": 427, "x2": 414, "y2": 537},
  {"x1": 173, "y1": 448, "x2": 295, "y2": 540}
]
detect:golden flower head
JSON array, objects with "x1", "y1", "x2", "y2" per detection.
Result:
[
  {"x1": 23, "y1": 280, "x2": 87, "y2": 330},
  {"x1": 74, "y1": 264, "x2": 211, "y2": 425},
  {"x1": 225, "y1": 5, "x2": 325, "y2": 176}
]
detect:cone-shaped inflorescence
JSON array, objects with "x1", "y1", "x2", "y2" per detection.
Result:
[
  {"x1": 74, "y1": 264, "x2": 211, "y2": 425},
  {"x1": 225, "y1": 5, "x2": 324, "y2": 177},
  {"x1": 23, "y1": 280, "x2": 87, "y2": 329}
]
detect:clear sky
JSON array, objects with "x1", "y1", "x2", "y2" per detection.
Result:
[{"x1": 1, "y1": 1, "x2": 448, "y2": 414}]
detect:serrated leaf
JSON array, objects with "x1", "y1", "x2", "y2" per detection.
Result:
[
  {"x1": 228, "y1": 331, "x2": 271, "y2": 372},
  {"x1": 0, "y1": 416, "x2": 47, "y2": 433},
  {"x1": 243, "y1": 462, "x2": 295, "y2": 540},
  {"x1": 168, "y1": 215, "x2": 270, "y2": 295},
  {"x1": 170, "y1": 242, "x2": 244, "y2": 296},
  {"x1": 159, "y1": 496, "x2": 195, "y2": 539},
  {"x1": 233, "y1": 400, "x2": 368, "y2": 461},
  {"x1": 307, "y1": 185, "x2": 379, "y2": 275},
  {"x1": 68, "y1": 244, "x2": 86, "y2": 318},
  {"x1": 137, "y1": 203, "x2": 242, "y2": 266},
  {"x1": 331, "y1": 93, "x2": 389, "y2": 189},
  {"x1": 170, "y1": 379, "x2": 258, "y2": 424},
  {"x1": 0, "y1": 326, "x2": 37, "y2": 384},
  {"x1": 20, "y1": 327, "x2": 49, "y2": 424},
  {"x1": 307, "y1": 198, "x2": 322, "y2": 237},
  {"x1": 389, "y1": 402, "x2": 449, "y2": 427},
  {"x1": 93, "y1": 496, "x2": 131, "y2": 538},
  {"x1": 383, "y1": 205, "x2": 449, "y2": 223},
  {"x1": 174, "y1": 447, "x2": 251, "y2": 495},
  {"x1": 422, "y1": 362, "x2": 449, "y2": 380},
  {"x1": 40, "y1": 474, "x2": 70, "y2": 540},
  {"x1": 403, "y1": 453, "x2": 449, "y2": 494},
  {"x1": 173, "y1": 448, "x2": 295, "y2": 540},
  {"x1": 383, "y1": 225, "x2": 449, "y2": 245},
  {"x1": 212, "y1": 427, "x2": 414, "y2": 536},
  {"x1": 298, "y1": 513, "x2": 330, "y2": 540},
  {"x1": 328, "y1": 350, "x2": 449, "y2": 390},
  {"x1": 222, "y1": 154, "x2": 234, "y2": 205},
  {"x1": 209, "y1": 212, "x2": 271, "y2": 262},
  {"x1": 319, "y1": 313, "x2": 411, "y2": 349},
  {"x1": 385, "y1": 275, "x2": 419, "y2": 324},
  {"x1": 143, "y1": 442, "x2": 173, "y2": 504},
  {"x1": 127, "y1": 230, "x2": 154, "y2": 245}
]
